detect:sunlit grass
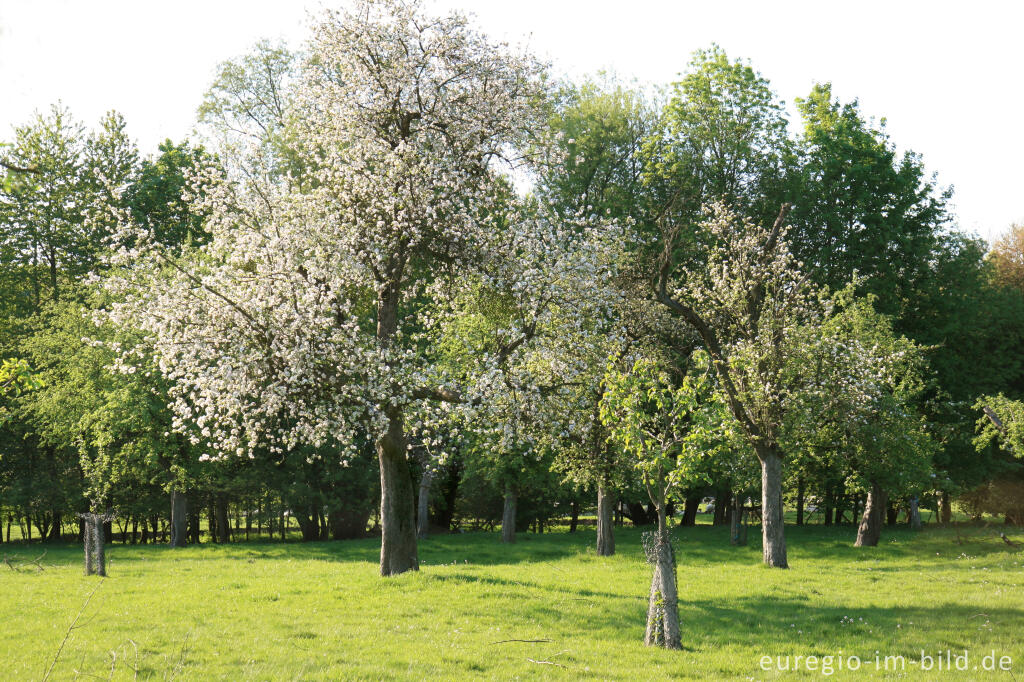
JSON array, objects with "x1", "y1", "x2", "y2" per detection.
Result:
[{"x1": 2, "y1": 523, "x2": 1023, "y2": 679}]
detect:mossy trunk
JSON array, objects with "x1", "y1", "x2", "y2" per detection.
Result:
[{"x1": 757, "y1": 446, "x2": 788, "y2": 568}]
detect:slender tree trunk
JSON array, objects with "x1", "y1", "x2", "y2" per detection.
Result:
[
  {"x1": 796, "y1": 476, "x2": 805, "y2": 526},
  {"x1": 909, "y1": 496, "x2": 922, "y2": 530},
  {"x1": 170, "y1": 491, "x2": 188, "y2": 547},
  {"x1": 568, "y1": 501, "x2": 580, "y2": 533},
  {"x1": 886, "y1": 500, "x2": 898, "y2": 527},
  {"x1": 939, "y1": 491, "x2": 952, "y2": 525},
  {"x1": 501, "y1": 486, "x2": 517, "y2": 544},
  {"x1": 644, "y1": 506, "x2": 681, "y2": 649},
  {"x1": 417, "y1": 465, "x2": 433, "y2": 540},
  {"x1": 757, "y1": 446, "x2": 788, "y2": 568},
  {"x1": 596, "y1": 486, "x2": 615, "y2": 556},
  {"x1": 855, "y1": 481, "x2": 886, "y2": 547},
  {"x1": 82, "y1": 517, "x2": 94, "y2": 575},
  {"x1": 730, "y1": 495, "x2": 747, "y2": 546}
]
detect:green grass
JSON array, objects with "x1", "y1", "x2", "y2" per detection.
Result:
[{"x1": 2, "y1": 524, "x2": 1023, "y2": 680}]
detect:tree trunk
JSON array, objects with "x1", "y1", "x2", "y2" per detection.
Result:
[
  {"x1": 91, "y1": 516, "x2": 107, "y2": 577},
  {"x1": 681, "y1": 494, "x2": 699, "y2": 527},
  {"x1": 568, "y1": 501, "x2": 580, "y2": 533},
  {"x1": 417, "y1": 465, "x2": 433, "y2": 540},
  {"x1": 643, "y1": 507, "x2": 681, "y2": 649},
  {"x1": 796, "y1": 476, "x2": 805, "y2": 526},
  {"x1": 713, "y1": 488, "x2": 730, "y2": 526},
  {"x1": 170, "y1": 490, "x2": 188, "y2": 547},
  {"x1": 596, "y1": 486, "x2": 615, "y2": 556},
  {"x1": 216, "y1": 497, "x2": 231, "y2": 543},
  {"x1": 729, "y1": 495, "x2": 747, "y2": 546},
  {"x1": 501, "y1": 486, "x2": 517, "y2": 544},
  {"x1": 886, "y1": 500, "x2": 898, "y2": 526},
  {"x1": 377, "y1": 406, "x2": 419, "y2": 575},
  {"x1": 82, "y1": 517, "x2": 94, "y2": 575},
  {"x1": 757, "y1": 446, "x2": 788, "y2": 568},
  {"x1": 939, "y1": 491, "x2": 952, "y2": 525},
  {"x1": 909, "y1": 496, "x2": 922, "y2": 530},
  {"x1": 855, "y1": 481, "x2": 886, "y2": 547}
]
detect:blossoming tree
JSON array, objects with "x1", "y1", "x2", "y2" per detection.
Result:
[{"x1": 105, "y1": 0, "x2": 618, "y2": 576}]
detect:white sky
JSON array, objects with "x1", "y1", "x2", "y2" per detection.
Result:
[{"x1": 1, "y1": 0, "x2": 1021, "y2": 243}]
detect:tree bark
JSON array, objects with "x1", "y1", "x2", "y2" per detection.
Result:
[
  {"x1": 377, "y1": 405, "x2": 419, "y2": 575},
  {"x1": 169, "y1": 490, "x2": 188, "y2": 547},
  {"x1": 596, "y1": 486, "x2": 615, "y2": 556},
  {"x1": 796, "y1": 476, "x2": 805, "y2": 526},
  {"x1": 417, "y1": 465, "x2": 433, "y2": 539},
  {"x1": 855, "y1": 481, "x2": 887, "y2": 547},
  {"x1": 909, "y1": 496, "x2": 922, "y2": 530},
  {"x1": 681, "y1": 494, "x2": 699, "y2": 527},
  {"x1": 643, "y1": 508, "x2": 681, "y2": 649},
  {"x1": 729, "y1": 495, "x2": 747, "y2": 546},
  {"x1": 713, "y1": 488, "x2": 730, "y2": 526},
  {"x1": 501, "y1": 486, "x2": 517, "y2": 544},
  {"x1": 757, "y1": 446, "x2": 788, "y2": 568},
  {"x1": 568, "y1": 501, "x2": 580, "y2": 533},
  {"x1": 216, "y1": 497, "x2": 231, "y2": 543},
  {"x1": 91, "y1": 516, "x2": 107, "y2": 577},
  {"x1": 82, "y1": 517, "x2": 94, "y2": 575},
  {"x1": 939, "y1": 491, "x2": 952, "y2": 525}
]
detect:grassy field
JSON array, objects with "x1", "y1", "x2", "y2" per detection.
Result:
[{"x1": 2, "y1": 523, "x2": 1023, "y2": 680}]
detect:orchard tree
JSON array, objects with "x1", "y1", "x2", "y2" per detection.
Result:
[
  {"x1": 104, "y1": 0, "x2": 618, "y2": 576},
  {"x1": 655, "y1": 202, "x2": 815, "y2": 568},
  {"x1": 601, "y1": 352, "x2": 729, "y2": 649}
]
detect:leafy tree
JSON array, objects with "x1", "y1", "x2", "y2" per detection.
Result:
[
  {"x1": 103, "y1": 0, "x2": 619, "y2": 577},
  {"x1": 601, "y1": 351, "x2": 730, "y2": 649}
]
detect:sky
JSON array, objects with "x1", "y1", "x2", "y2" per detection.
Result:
[{"x1": 1, "y1": 0, "x2": 1021, "y2": 243}]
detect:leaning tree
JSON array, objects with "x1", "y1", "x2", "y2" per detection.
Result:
[{"x1": 104, "y1": 0, "x2": 618, "y2": 576}]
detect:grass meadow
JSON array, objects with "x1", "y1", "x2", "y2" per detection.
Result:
[{"x1": 2, "y1": 522, "x2": 1023, "y2": 680}]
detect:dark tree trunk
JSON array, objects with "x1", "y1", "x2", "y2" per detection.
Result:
[
  {"x1": 417, "y1": 465, "x2": 433, "y2": 539},
  {"x1": 855, "y1": 481, "x2": 886, "y2": 547},
  {"x1": 713, "y1": 488, "x2": 730, "y2": 526},
  {"x1": 208, "y1": 504, "x2": 217, "y2": 543},
  {"x1": 328, "y1": 506, "x2": 371, "y2": 540},
  {"x1": 886, "y1": 500, "x2": 898, "y2": 527},
  {"x1": 939, "y1": 491, "x2": 952, "y2": 525},
  {"x1": 597, "y1": 486, "x2": 615, "y2": 556},
  {"x1": 377, "y1": 406, "x2": 418, "y2": 575},
  {"x1": 92, "y1": 517, "x2": 107, "y2": 577},
  {"x1": 730, "y1": 496, "x2": 747, "y2": 546},
  {"x1": 170, "y1": 491, "x2": 188, "y2": 547},
  {"x1": 757, "y1": 446, "x2": 788, "y2": 568},
  {"x1": 824, "y1": 486, "x2": 834, "y2": 526},
  {"x1": 297, "y1": 506, "x2": 320, "y2": 542},
  {"x1": 681, "y1": 494, "x2": 699, "y2": 527},
  {"x1": 501, "y1": 486, "x2": 517, "y2": 544},
  {"x1": 644, "y1": 506, "x2": 681, "y2": 649},
  {"x1": 796, "y1": 476, "x2": 805, "y2": 526},
  {"x1": 568, "y1": 501, "x2": 580, "y2": 533},
  {"x1": 188, "y1": 503, "x2": 200, "y2": 544},
  {"x1": 216, "y1": 497, "x2": 231, "y2": 543},
  {"x1": 909, "y1": 496, "x2": 922, "y2": 530}
]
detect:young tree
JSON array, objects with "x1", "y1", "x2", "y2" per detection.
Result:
[{"x1": 602, "y1": 352, "x2": 729, "y2": 649}]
